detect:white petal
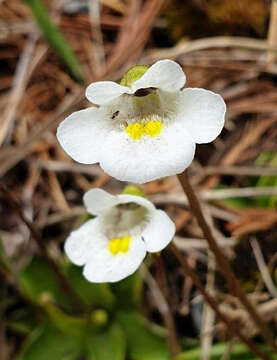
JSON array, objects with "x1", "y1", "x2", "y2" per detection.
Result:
[
  {"x1": 99, "y1": 121, "x2": 196, "y2": 183},
  {"x1": 178, "y1": 88, "x2": 226, "y2": 144},
  {"x1": 142, "y1": 210, "x2": 175, "y2": 253},
  {"x1": 83, "y1": 235, "x2": 146, "y2": 283},
  {"x1": 64, "y1": 218, "x2": 104, "y2": 266},
  {"x1": 86, "y1": 81, "x2": 131, "y2": 105},
  {"x1": 131, "y1": 60, "x2": 186, "y2": 93},
  {"x1": 84, "y1": 189, "x2": 117, "y2": 215},
  {"x1": 117, "y1": 194, "x2": 155, "y2": 212},
  {"x1": 56, "y1": 107, "x2": 105, "y2": 164}
]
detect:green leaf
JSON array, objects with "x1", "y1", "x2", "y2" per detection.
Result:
[
  {"x1": 65, "y1": 264, "x2": 116, "y2": 310},
  {"x1": 16, "y1": 324, "x2": 82, "y2": 360},
  {"x1": 111, "y1": 271, "x2": 143, "y2": 309},
  {"x1": 25, "y1": 0, "x2": 83, "y2": 82},
  {"x1": 43, "y1": 302, "x2": 87, "y2": 339},
  {"x1": 117, "y1": 311, "x2": 169, "y2": 360},
  {"x1": 255, "y1": 152, "x2": 277, "y2": 208},
  {"x1": 86, "y1": 322, "x2": 126, "y2": 360},
  {"x1": 19, "y1": 256, "x2": 72, "y2": 311},
  {"x1": 174, "y1": 343, "x2": 276, "y2": 360}
]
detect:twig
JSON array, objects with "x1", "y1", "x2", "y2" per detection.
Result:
[
  {"x1": 154, "y1": 255, "x2": 181, "y2": 357},
  {"x1": 142, "y1": 36, "x2": 272, "y2": 63},
  {"x1": 151, "y1": 187, "x2": 277, "y2": 205},
  {"x1": 202, "y1": 165, "x2": 277, "y2": 177},
  {"x1": 177, "y1": 170, "x2": 277, "y2": 354},
  {"x1": 250, "y1": 238, "x2": 277, "y2": 298},
  {"x1": 169, "y1": 243, "x2": 271, "y2": 360},
  {"x1": 173, "y1": 236, "x2": 236, "y2": 251},
  {"x1": 140, "y1": 263, "x2": 180, "y2": 358},
  {"x1": 201, "y1": 250, "x2": 216, "y2": 360},
  {"x1": 35, "y1": 159, "x2": 103, "y2": 177},
  {"x1": 88, "y1": 0, "x2": 106, "y2": 75},
  {"x1": 0, "y1": 90, "x2": 84, "y2": 177},
  {"x1": 268, "y1": 0, "x2": 277, "y2": 63},
  {"x1": 0, "y1": 184, "x2": 86, "y2": 312},
  {"x1": 220, "y1": 341, "x2": 234, "y2": 360},
  {"x1": 0, "y1": 32, "x2": 38, "y2": 146}
]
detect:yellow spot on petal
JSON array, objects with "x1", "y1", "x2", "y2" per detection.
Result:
[
  {"x1": 144, "y1": 121, "x2": 163, "y2": 137},
  {"x1": 125, "y1": 123, "x2": 144, "y2": 140},
  {"x1": 120, "y1": 236, "x2": 131, "y2": 253},
  {"x1": 109, "y1": 236, "x2": 132, "y2": 255},
  {"x1": 109, "y1": 238, "x2": 121, "y2": 255},
  {"x1": 125, "y1": 120, "x2": 163, "y2": 140}
]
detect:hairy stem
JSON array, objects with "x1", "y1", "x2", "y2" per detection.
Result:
[
  {"x1": 169, "y1": 243, "x2": 271, "y2": 360},
  {"x1": 177, "y1": 171, "x2": 277, "y2": 353}
]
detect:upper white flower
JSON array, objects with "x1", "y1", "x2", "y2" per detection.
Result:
[
  {"x1": 64, "y1": 188, "x2": 175, "y2": 283},
  {"x1": 57, "y1": 60, "x2": 226, "y2": 183}
]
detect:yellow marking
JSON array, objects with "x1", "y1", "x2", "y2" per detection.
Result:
[
  {"x1": 109, "y1": 238, "x2": 121, "y2": 255},
  {"x1": 120, "y1": 236, "x2": 131, "y2": 253},
  {"x1": 144, "y1": 121, "x2": 163, "y2": 137},
  {"x1": 125, "y1": 123, "x2": 144, "y2": 140},
  {"x1": 109, "y1": 236, "x2": 132, "y2": 255},
  {"x1": 125, "y1": 120, "x2": 163, "y2": 140}
]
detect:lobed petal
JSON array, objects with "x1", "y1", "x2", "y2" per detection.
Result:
[
  {"x1": 64, "y1": 218, "x2": 104, "y2": 266},
  {"x1": 86, "y1": 81, "x2": 131, "y2": 105},
  {"x1": 178, "y1": 88, "x2": 226, "y2": 144},
  {"x1": 84, "y1": 188, "x2": 118, "y2": 215},
  {"x1": 117, "y1": 194, "x2": 155, "y2": 212},
  {"x1": 56, "y1": 107, "x2": 104, "y2": 164},
  {"x1": 142, "y1": 210, "x2": 175, "y2": 253},
  {"x1": 83, "y1": 235, "x2": 146, "y2": 283},
  {"x1": 99, "y1": 121, "x2": 196, "y2": 183},
  {"x1": 131, "y1": 60, "x2": 186, "y2": 93}
]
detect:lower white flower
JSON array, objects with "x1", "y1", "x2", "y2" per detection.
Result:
[
  {"x1": 57, "y1": 59, "x2": 226, "y2": 183},
  {"x1": 64, "y1": 188, "x2": 175, "y2": 283}
]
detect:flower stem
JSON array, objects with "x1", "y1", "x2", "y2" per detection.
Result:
[
  {"x1": 169, "y1": 243, "x2": 271, "y2": 360},
  {"x1": 0, "y1": 184, "x2": 87, "y2": 313},
  {"x1": 177, "y1": 171, "x2": 277, "y2": 354}
]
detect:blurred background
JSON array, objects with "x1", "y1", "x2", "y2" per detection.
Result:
[{"x1": 1, "y1": 0, "x2": 277, "y2": 359}]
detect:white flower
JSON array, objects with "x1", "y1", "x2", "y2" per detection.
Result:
[
  {"x1": 64, "y1": 188, "x2": 175, "y2": 283},
  {"x1": 57, "y1": 60, "x2": 226, "y2": 183}
]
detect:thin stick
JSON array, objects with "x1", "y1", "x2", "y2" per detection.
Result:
[
  {"x1": 177, "y1": 171, "x2": 277, "y2": 354},
  {"x1": 250, "y1": 238, "x2": 277, "y2": 298},
  {"x1": 0, "y1": 32, "x2": 38, "y2": 146},
  {"x1": 202, "y1": 165, "x2": 277, "y2": 177},
  {"x1": 169, "y1": 244, "x2": 271, "y2": 360},
  {"x1": 88, "y1": 0, "x2": 106, "y2": 75},
  {"x1": 268, "y1": 0, "x2": 277, "y2": 63},
  {"x1": 154, "y1": 255, "x2": 181, "y2": 357},
  {"x1": 141, "y1": 36, "x2": 274, "y2": 64},
  {"x1": 0, "y1": 184, "x2": 86, "y2": 312}
]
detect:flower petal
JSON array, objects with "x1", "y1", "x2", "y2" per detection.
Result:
[
  {"x1": 131, "y1": 60, "x2": 186, "y2": 93},
  {"x1": 57, "y1": 107, "x2": 104, "y2": 164},
  {"x1": 84, "y1": 188, "x2": 117, "y2": 215},
  {"x1": 64, "y1": 218, "x2": 104, "y2": 266},
  {"x1": 142, "y1": 210, "x2": 175, "y2": 252},
  {"x1": 99, "y1": 121, "x2": 196, "y2": 183},
  {"x1": 86, "y1": 81, "x2": 131, "y2": 105},
  {"x1": 117, "y1": 194, "x2": 155, "y2": 212},
  {"x1": 83, "y1": 235, "x2": 146, "y2": 283},
  {"x1": 178, "y1": 88, "x2": 226, "y2": 144}
]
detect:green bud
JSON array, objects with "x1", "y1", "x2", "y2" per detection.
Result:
[
  {"x1": 91, "y1": 309, "x2": 108, "y2": 326},
  {"x1": 120, "y1": 65, "x2": 148, "y2": 88},
  {"x1": 122, "y1": 184, "x2": 146, "y2": 198}
]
